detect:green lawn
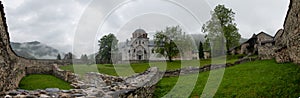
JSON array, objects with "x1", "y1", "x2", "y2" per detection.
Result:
[
  {"x1": 154, "y1": 60, "x2": 300, "y2": 97},
  {"x1": 60, "y1": 55, "x2": 240, "y2": 76},
  {"x1": 19, "y1": 74, "x2": 73, "y2": 90},
  {"x1": 60, "y1": 60, "x2": 206, "y2": 76}
]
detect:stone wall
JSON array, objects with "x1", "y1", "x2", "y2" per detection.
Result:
[
  {"x1": 0, "y1": 1, "x2": 26, "y2": 94},
  {"x1": 0, "y1": 1, "x2": 72, "y2": 95},
  {"x1": 275, "y1": 0, "x2": 300, "y2": 64},
  {"x1": 163, "y1": 57, "x2": 258, "y2": 77},
  {"x1": 240, "y1": 43, "x2": 249, "y2": 54},
  {"x1": 275, "y1": 47, "x2": 291, "y2": 63},
  {"x1": 284, "y1": 0, "x2": 300, "y2": 64},
  {"x1": 52, "y1": 65, "x2": 78, "y2": 83},
  {"x1": 67, "y1": 67, "x2": 161, "y2": 98},
  {"x1": 274, "y1": 29, "x2": 285, "y2": 46},
  {"x1": 4, "y1": 67, "x2": 162, "y2": 98},
  {"x1": 258, "y1": 43, "x2": 276, "y2": 60}
]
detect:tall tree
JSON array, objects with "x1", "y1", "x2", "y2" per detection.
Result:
[
  {"x1": 198, "y1": 41, "x2": 204, "y2": 59},
  {"x1": 96, "y1": 33, "x2": 118, "y2": 64},
  {"x1": 202, "y1": 5, "x2": 241, "y2": 52},
  {"x1": 153, "y1": 26, "x2": 191, "y2": 62},
  {"x1": 63, "y1": 52, "x2": 75, "y2": 60},
  {"x1": 57, "y1": 54, "x2": 61, "y2": 60}
]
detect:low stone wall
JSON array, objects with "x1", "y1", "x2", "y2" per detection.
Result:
[
  {"x1": 4, "y1": 88, "x2": 86, "y2": 98},
  {"x1": 76, "y1": 67, "x2": 161, "y2": 98},
  {"x1": 4, "y1": 67, "x2": 161, "y2": 98},
  {"x1": 163, "y1": 57, "x2": 258, "y2": 77},
  {"x1": 52, "y1": 65, "x2": 78, "y2": 83},
  {"x1": 80, "y1": 67, "x2": 161, "y2": 98}
]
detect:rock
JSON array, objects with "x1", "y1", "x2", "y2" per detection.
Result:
[
  {"x1": 95, "y1": 90, "x2": 105, "y2": 97},
  {"x1": 275, "y1": 47, "x2": 291, "y2": 63},
  {"x1": 45, "y1": 88, "x2": 60, "y2": 93},
  {"x1": 16, "y1": 89, "x2": 27, "y2": 93},
  {"x1": 61, "y1": 90, "x2": 71, "y2": 93},
  {"x1": 40, "y1": 94, "x2": 50, "y2": 98},
  {"x1": 59, "y1": 93, "x2": 71, "y2": 98},
  {"x1": 39, "y1": 90, "x2": 47, "y2": 94},
  {"x1": 7, "y1": 91, "x2": 18, "y2": 96},
  {"x1": 86, "y1": 96, "x2": 97, "y2": 98},
  {"x1": 25, "y1": 95, "x2": 37, "y2": 98},
  {"x1": 48, "y1": 93, "x2": 59, "y2": 98},
  {"x1": 72, "y1": 89, "x2": 83, "y2": 93},
  {"x1": 4, "y1": 95, "x2": 12, "y2": 98},
  {"x1": 102, "y1": 86, "x2": 110, "y2": 91},
  {"x1": 29, "y1": 91, "x2": 39, "y2": 95},
  {"x1": 15, "y1": 94, "x2": 27, "y2": 98},
  {"x1": 102, "y1": 94, "x2": 113, "y2": 98},
  {"x1": 72, "y1": 93, "x2": 85, "y2": 97}
]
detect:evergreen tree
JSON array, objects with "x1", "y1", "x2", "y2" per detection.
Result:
[
  {"x1": 198, "y1": 42, "x2": 204, "y2": 59},
  {"x1": 96, "y1": 33, "x2": 118, "y2": 64},
  {"x1": 57, "y1": 54, "x2": 61, "y2": 60}
]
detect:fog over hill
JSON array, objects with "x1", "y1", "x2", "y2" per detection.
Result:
[{"x1": 10, "y1": 41, "x2": 63, "y2": 59}]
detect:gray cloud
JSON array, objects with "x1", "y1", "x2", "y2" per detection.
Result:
[
  {"x1": 219, "y1": 0, "x2": 289, "y2": 38},
  {"x1": 2, "y1": 0, "x2": 290, "y2": 55},
  {"x1": 3, "y1": 0, "x2": 91, "y2": 53}
]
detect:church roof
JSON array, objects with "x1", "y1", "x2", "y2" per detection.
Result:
[
  {"x1": 257, "y1": 31, "x2": 273, "y2": 38},
  {"x1": 133, "y1": 29, "x2": 146, "y2": 34}
]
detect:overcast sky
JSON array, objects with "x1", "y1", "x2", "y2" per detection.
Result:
[{"x1": 2, "y1": 0, "x2": 289, "y2": 55}]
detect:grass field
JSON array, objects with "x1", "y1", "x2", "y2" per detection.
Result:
[
  {"x1": 19, "y1": 74, "x2": 73, "y2": 90},
  {"x1": 154, "y1": 60, "x2": 300, "y2": 97},
  {"x1": 60, "y1": 60, "x2": 207, "y2": 76},
  {"x1": 59, "y1": 55, "x2": 241, "y2": 76}
]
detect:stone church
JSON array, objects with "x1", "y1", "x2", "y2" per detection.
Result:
[
  {"x1": 120, "y1": 29, "x2": 199, "y2": 61},
  {"x1": 121, "y1": 29, "x2": 154, "y2": 61}
]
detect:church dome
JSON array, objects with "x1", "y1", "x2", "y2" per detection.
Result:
[
  {"x1": 133, "y1": 29, "x2": 146, "y2": 34},
  {"x1": 132, "y1": 28, "x2": 147, "y2": 38}
]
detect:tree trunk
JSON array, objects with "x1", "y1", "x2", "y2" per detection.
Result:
[{"x1": 168, "y1": 56, "x2": 173, "y2": 62}]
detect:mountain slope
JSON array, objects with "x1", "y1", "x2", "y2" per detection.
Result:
[{"x1": 10, "y1": 41, "x2": 61, "y2": 59}]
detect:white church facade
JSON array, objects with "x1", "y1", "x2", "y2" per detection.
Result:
[
  {"x1": 120, "y1": 29, "x2": 155, "y2": 61},
  {"x1": 119, "y1": 29, "x2": 199, "y2": 61}
]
